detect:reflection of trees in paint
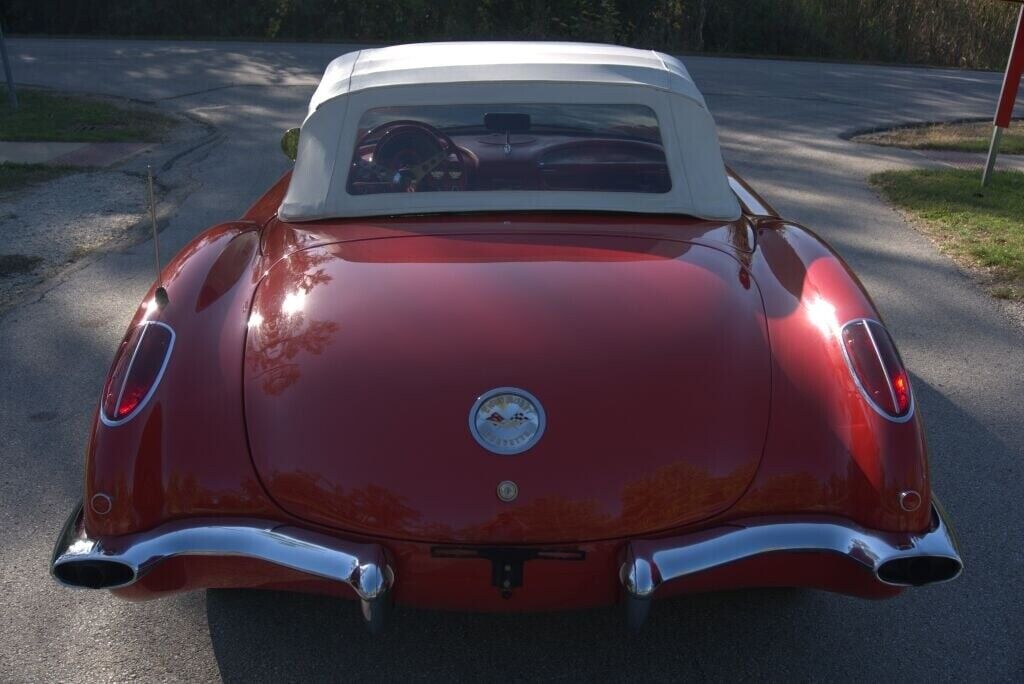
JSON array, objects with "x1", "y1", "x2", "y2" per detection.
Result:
[
  {"x1": 246, "y1": 249, "x2": 339, "y2": 396},
  {"x1": 269, "y1": 459, "x2": 775, "y2": 544},
  {"x1": 271, "y1": 470, "x2": 423, "y2": 533}
]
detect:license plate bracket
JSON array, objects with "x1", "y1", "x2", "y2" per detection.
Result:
[{"x1": 430, "y1": 546, "x2": 586, "y2": 598}]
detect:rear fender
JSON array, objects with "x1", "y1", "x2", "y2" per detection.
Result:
[
  {"x1": 738, "y1": 221, "x2": 931, "y2": 532},
  {"x1": 84, "y1": 221, "x2": 280, "y2": 537}
]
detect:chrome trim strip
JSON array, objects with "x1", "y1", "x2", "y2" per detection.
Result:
[
  {"x1": 837, "y1": 318, "x2": 915, "y2": 424},
  {"x1": 100, "y1": 321, "x2": 176, "y2": 427},
  {"x1": 727, "y1": 176, "x2": 775, "y2": 217},
  {"x1": 51, "y1": 504, "x2": 395, "y2": 628},
  {"x1": 863, "y1": 320, "x2": 901, "y2": 416},
  {"x1": 621, "y1": 501, "x2": 962, "y2": 599},
  {"x1": 113, "y1": 323, "x2": 147, "y2": 420}
]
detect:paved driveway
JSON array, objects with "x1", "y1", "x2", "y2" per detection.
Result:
[{"x1": 1, "y1": 39, "x2": 1022, "y2": 681}]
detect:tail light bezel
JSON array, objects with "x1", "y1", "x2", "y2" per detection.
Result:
[
  {"x1": 838, "y1": 317, "x2": 915, "y2": 423},
  {"x1": 99, "y1": 320, "x2": 176, "y2": 427}
]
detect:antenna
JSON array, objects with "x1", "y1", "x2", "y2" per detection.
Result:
[{"x1": 147, "y1": 166, "x2": 169, "y2": 308}]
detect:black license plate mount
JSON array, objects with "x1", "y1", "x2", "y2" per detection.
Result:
[{"x1": 430, "y1": 546, "x2": 586, "y2": 598}]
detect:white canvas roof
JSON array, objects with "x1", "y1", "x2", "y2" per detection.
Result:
[
  {"x1": 280, "y1": 42, "x2": 740, "y2": 222},
  {"x1": 305, "y1": 42, "x2": 709, "y2": 116}
]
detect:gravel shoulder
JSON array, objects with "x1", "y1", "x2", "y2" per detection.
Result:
[
  {"x1": 0, "y1": 170, "x2": 155, "y2": 307},
  {"x1": 0, "y1": 105, "x2": 214, "y2": 313}
]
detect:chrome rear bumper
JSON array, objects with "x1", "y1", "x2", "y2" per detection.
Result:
[
  {"x1": 620, "y1": 500, "x2": 962, "y2": 629},
  {"x1": 52, "y1": 499, "x2": 962, "y2": 633},
  {"x1": 51, "y1": 503, "x2": 395, "y2": 633}
]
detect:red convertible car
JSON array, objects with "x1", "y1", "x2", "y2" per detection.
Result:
[{"x1": 52, "y1": 42, "x2": 962, "y2": 632}]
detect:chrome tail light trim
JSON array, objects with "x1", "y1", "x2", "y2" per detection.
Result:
[{"x1": 99, "y1": 320, "x2": 176, "y2": 427}]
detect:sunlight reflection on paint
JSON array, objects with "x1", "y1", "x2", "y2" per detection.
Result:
[
  {"x1": 281, "y1": 291, "x2": 306, "y2": 316},
  {"x1": 141, "y1": 297, "x2": 160, "y2": 321},
  {"x1": 806, "y1": 295, "x2": 839, "y2": 339}
]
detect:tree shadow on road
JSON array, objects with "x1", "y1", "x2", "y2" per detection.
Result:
[{"x1": 206, "y1": 586, "x2": 818, "y2": 682}]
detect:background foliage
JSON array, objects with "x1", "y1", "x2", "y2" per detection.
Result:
[{"x1": 3, "y1": 0, "x2": 1021, "y2": 69}]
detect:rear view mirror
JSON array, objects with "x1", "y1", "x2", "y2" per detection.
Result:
[
  {"x1": 281, "y1": 127, "x2": 300, "y2": 161},
  {"x1": 484, "y1": 113, "x2": 531, "y2": 132}
]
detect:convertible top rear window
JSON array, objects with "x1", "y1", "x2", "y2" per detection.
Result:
[{"x1": 346, "y1": 104, "x2": 671, "y2": 196}]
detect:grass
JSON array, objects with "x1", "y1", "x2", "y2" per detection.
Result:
[
  {"x1": 0, "y1": 87, "x2": 175, "y2": 143},
  {"x1": 855, "y1": 120, "x2": 1024, "y2": 154},
  {"x1": 871, "y1": 169, "x2": 1024, "y2": 300},
  {"x1": 0, "y1": 162, "x2": 74, "y2": 194}
]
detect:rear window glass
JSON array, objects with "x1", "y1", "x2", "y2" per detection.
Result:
[{"x1": 346, "y1": 104, "x2": 670, "y2": 195}]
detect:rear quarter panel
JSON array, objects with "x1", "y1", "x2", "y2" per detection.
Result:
[
  {"x1": 84, "y1": 221, "x2": 279, "y2": 536},
  {"x1": 734, "y1": 219, "x2": 931, "y2": 532}
]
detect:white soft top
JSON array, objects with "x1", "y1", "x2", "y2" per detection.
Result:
[
  {"x1": 281, "y1": 42, "x2": 740, "y2": 222},
  {"x1": 305, "y1": 42, "x2": 709, "y2": 116}
]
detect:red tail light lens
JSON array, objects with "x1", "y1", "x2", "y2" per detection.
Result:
[
  {"x1": 841, "y1": 319, "x2": 912, "y2": 420},
  {"x1": 100, "y1": 322, "x2": 175, "y2": 424}
]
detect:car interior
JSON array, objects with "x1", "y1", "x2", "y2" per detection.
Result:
[{"x1": 347, "y1": 104, "x2": 672, "y2": 195}]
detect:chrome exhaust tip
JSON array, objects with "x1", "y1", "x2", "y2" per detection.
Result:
[
  {"x1": 52, "y1": 559, "x2": 136, "y2": 589},
  {"x1": 876, "y1": 555, "x2": 962, "y2": 586},
  {"x1": 873, "y1": 499, "x2": 964, "y2": 587}
]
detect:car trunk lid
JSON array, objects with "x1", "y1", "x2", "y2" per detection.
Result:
[{"x1": 244, "y1": 231, "x2": 770, "y2": 543}]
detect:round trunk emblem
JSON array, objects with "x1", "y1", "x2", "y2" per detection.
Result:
[{"x1": 469, "y1": 387, "x2": 545, "y2": 455}]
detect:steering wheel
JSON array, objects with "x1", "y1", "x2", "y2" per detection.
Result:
[{"x1": 350, "y1": 120, "x2": 469, "y2": 193}]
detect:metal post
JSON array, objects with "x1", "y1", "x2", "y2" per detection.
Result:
[
  {"x1": 0, "y1": 20, "x2": 17, "y2": 110},
  {"x1": 982, "y1": 127, "x2": 1004, "y2": 186},
  {"x1": 147, "y1": 166, "x2": 161, "y2": 288},
  {"x1": 983, "y1": 4, "x2": 1024, "y2": 186},
  {"x1": 147, "y1": 166, "x2": 169, "y2": 308}
]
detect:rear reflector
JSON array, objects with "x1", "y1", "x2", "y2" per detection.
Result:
[
  {"x1": 100, "y1": 321, "x2": 175, "y2": 425},
  {"x1": 840, "y1": 319, "x2": 912, "y2": 420}
]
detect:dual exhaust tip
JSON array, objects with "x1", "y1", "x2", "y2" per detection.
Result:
[
  {"x1": 52, "y1": 559, "x2": 135, "y2": 590},
  {"x1": 876, "y1": 555, "x2": 962, "y2": 586}
]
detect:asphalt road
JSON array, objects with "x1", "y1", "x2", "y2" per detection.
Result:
[{"x1": 2, "y1": 39, "x2": 1023, "y2": 682}]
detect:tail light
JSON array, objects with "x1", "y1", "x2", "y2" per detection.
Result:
[
  {"x1": 100, "y1": 321, "x2": 175, "y2": 425},
  {"x1": 840, "y1": 319, "x2": 913, "y2": 421}
]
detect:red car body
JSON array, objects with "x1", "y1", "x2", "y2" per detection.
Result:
[
  {"x1": 52, "y1": 168, "x2": 962, "y2": 630},
  {"x1": 51, "y1": 43, "x2": 961, "y2": 631}
]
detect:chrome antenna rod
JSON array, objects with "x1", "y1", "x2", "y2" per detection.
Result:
[{"x1": 147, "y1": 165, "x2": 169, "y2": 308}]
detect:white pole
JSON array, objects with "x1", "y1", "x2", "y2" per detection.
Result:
[{"x1": 982, "y1": 126, "x2": 1004, "y2": 187}]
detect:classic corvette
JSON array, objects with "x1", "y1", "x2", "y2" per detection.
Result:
[{"x1": 51, "y1": 42, "x2": 962, "y2": 632}]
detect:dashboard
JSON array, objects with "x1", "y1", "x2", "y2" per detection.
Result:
[{"x1": 348, "y1": 122, "x2": 671, "y2": 195}]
